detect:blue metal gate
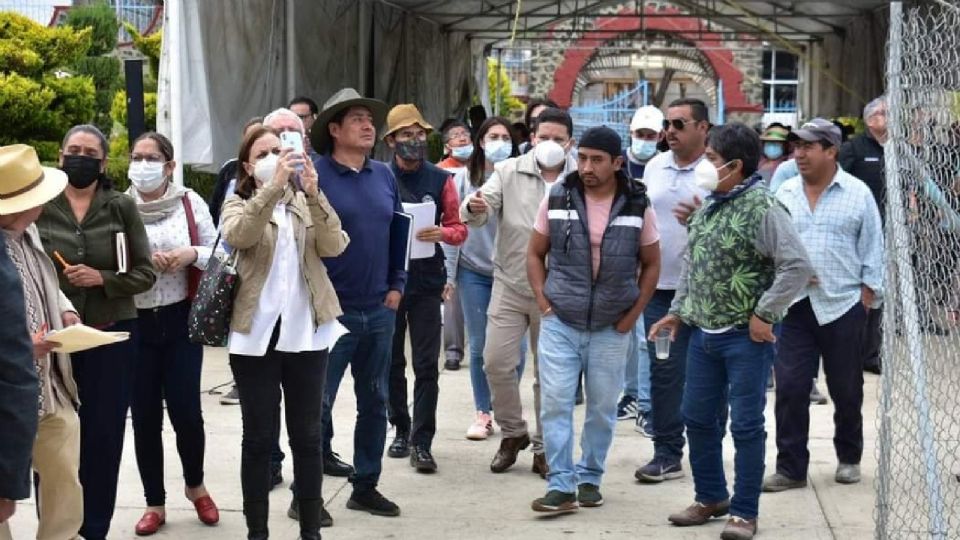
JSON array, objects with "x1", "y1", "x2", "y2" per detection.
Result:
[{"x1": 569, "y1": 82, "x2": 649, "y2": 150}]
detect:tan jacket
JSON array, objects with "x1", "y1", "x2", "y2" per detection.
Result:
[
  {"x1": 23, "y1": 224, "x2": 80, "y2": 412},
  {"x1": 221, "y1": 182, "x2": 349, "y2": 334},
  {"x1": 459, "y1": 151, "x2": 576, "y2": 298}
]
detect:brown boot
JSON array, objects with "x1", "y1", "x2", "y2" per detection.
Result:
[
  {"x1": 532, "y1": 453, "x2": 549, "y2": 479},
  {"x1": 667, "y1": 500, "x2": 731, "y2": 526},
  {"x1": 490, "y1": 434, "x2": 531, "y2": 473},
  {"x1": 721, "y1": 516, "x2": 758, "y2": 540}
]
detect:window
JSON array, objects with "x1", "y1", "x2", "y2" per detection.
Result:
[{"x1": 762, "y1": 50, "x2": 799, "y2": 113}]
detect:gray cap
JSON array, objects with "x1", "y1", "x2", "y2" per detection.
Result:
[{"x1": 788, "y1": 118, "x2": 842, "y2": 147}]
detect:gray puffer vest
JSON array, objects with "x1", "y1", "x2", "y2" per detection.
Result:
[{"x1": 544, "y1": 172, "x2": 650, "y2": 331}]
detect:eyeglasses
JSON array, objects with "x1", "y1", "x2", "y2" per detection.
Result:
[
  {"x1": 296, "y1": 113, "x2": 313, "y2": 121},
  {"x1": 663, "y1": 118, "x2": 697, "y2": 131}
]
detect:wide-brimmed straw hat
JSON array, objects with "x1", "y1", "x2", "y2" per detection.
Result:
[{"x1": 0, "y1": 144, "x2": 67, "y2": 215}]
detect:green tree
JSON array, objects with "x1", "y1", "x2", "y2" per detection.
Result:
[
  {"x1": 487, "y1": 57, "x2": 525, "y2": 117},
  {"x1": 0, "y1": 12, "x2": 96, "y2": 160},
  {"x1": 65, "y1": 2, "x2": 121, "y2": 137}
]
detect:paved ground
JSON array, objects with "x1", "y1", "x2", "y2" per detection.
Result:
[{"x1": 8, "y1": 347, "x2": 878, "y2": 539}]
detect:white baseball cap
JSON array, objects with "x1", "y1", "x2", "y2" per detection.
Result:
[{"x1": 630, "y1": 105, "x2": 665, "y2": 133}]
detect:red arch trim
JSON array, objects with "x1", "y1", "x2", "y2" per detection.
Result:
[{"x1": 547, "y1": 6, "x2": 763, "y2": 113}]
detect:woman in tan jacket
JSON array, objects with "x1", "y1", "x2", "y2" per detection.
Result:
[{"x1": 221, "y1": 126, "x2": 349, "y2": 540}]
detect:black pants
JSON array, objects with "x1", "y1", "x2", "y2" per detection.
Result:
[
  {"x1": 230, "y1": 325, "x2": 327, "y2": 506},
  {"x1": 131, "y1": 300, "x2": 206, "y2": 507},
  {"x1": 73, "y1": 319, "x2": 138, "y2": 540},
  {"x1": 388, "y1": 293, "x2": 442, "y2": 449},
  {"x1": 774, "y1": 299, "x2": 866, "y2": 480},
  {"x1": 861, "y1": 307, "x2": 882, "y2": 371}
]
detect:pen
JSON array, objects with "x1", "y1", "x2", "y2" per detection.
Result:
[{"x1": 53, "y1": 250, "x2": 71, "y2": 270}]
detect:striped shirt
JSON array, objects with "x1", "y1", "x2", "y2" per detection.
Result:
[{"x1": 776, "y1": 166, "x2": 884, "y2": 325}]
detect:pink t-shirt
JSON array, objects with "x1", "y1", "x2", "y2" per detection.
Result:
[{"x1": 534, "y1": 193, "x2": 660, "y2": 278}]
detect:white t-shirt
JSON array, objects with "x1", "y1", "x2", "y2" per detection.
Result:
[{"x1": 641, "y1": 150, "x2": 710, "y2": 290}]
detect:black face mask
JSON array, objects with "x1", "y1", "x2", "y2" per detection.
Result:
[{"x1": 61, "y1": 155, "x2": 103, "y2": 189}]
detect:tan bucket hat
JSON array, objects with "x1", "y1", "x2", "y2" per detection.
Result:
[
  {"x1": 0, "y1": 144, "x2": 68, "y2": 215},
  {"x1": 382, "y1": 104, "x2": 433, "y2": 140}
]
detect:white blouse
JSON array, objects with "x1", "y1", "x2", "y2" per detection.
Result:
[
  {"x1": 134, "y1": 190, "x2": 219, "y2": 310},
  {"x1": 228, "y1": 203, "x2": 347, "y2": 357}
]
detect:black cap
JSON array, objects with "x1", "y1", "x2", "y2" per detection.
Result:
[{"x1": 579, "y1": 126, "x2": 622, "y2": 158}]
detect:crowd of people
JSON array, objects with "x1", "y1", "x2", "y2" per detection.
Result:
[{"x1": 0, "y1": 88, "x2": 893, "y2": 540}]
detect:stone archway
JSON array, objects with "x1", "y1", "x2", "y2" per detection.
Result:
[{"x1": 544, "y1": 4, "x2": 763, "y2": 115}]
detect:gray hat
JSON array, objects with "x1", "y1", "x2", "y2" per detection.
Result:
[
  {"x1": 788, "y1": 118, "x2": 842, "y2": 147},
  {"x1": 314, "y1": 88, "x2": 388, "y2": 153}
]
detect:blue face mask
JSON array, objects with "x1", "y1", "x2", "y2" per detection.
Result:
[
  {"x1": 630, "y1": 138, "x2": 659, "y2": 161},
  {"x1": 451, "y1": 144, "x2": 474, "y2": 161},
  {"x1": 763, "y1": 142, "x2": 784, "y2": 160},
  {"x1": 485, "y1": 140, "x2": 512, "y2": 163}
]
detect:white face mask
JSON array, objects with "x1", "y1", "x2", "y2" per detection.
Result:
[
  {"x1": 534, "y1": 140, "x2": 566, "y2": 169},
  {"x1": 253, "y1": 153, "x2": 279, "y2": 185},
  {"x1": 693, "y1": 159, "x2": 734, "y2": 191},
  {"x1": 484, "y1": 140, "x2": 512, "y2": 163},
  {"x1": 128, "y1": 160, "x2": 167, "y2": 193}
]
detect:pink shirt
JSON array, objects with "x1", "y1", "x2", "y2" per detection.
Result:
[{"x1": 534, "y1": 192, "x2": 660, "y2": 278}]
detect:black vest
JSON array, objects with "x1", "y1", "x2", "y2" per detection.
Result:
[
  {"x1": 392, "y1": 160, "x2": 448, "y2": 296},
  {"x1": 544, "y1": 172, "x2": 650, "y2": 330}
]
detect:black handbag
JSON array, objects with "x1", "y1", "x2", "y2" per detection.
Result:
[{"x1": 187, "y1": 233, "x2": 239, "y2": 346}]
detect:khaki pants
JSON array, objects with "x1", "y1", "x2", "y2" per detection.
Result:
[
  {"x1": 0, "y1": 406, "x2": 84, "y2": 540},
  {"x1": 483, "y1": 279, "x2": 543, "y2": 452}
]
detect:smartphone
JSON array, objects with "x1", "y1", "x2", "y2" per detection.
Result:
[
  {"x1": 280, "y1": 131, "x2": 305, "y2": 170},
  {"x1": 280, "y1": 131, "x2": 305, "y2": 189}
]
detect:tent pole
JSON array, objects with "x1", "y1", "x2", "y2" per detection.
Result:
[
  {"x1": 169, "y1": 0, "x2": 183, "y2": 186},
  {"x1": 286, "y1": 0, "x2": 296, "y2": 100}
]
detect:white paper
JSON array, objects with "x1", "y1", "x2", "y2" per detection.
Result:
[
  {"x1": 403, "y1": 202, "x2": 438, "y2": 260},
  {"x1": 46, "y1": 324, "x2": 130, "y2": 354}
]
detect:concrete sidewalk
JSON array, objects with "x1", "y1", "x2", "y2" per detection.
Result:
[{"x1": 8, "y1": 347, "x2": 877, "y2": 539}]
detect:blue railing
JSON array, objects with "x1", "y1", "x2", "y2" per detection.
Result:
[{"x1": 570, "y1": 82, "x2": 650, "y2": 150}]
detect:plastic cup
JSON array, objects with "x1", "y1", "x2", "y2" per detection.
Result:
[{"x1": 654, "y1": 328, "x2": 672, "y2": 361}]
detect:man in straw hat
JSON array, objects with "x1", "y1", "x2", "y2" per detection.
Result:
[
  {"x1": 381, "y1": 104, "x2": 466, "y2": 473},
  {"x1": 0, "y1": 144, "x2": 84, "y2": 540},
  {"x1": 313, "y1": 89, "x2": 406, "y2": 518}
]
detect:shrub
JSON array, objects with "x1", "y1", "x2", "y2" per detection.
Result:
[
  {"x1": 0, "y1": 12, "x2": 91, "y2": 75},
  {"x1": 63, "y1": 2, "x2": 118, "y2": 56},
  {"x1": 123, "y1": 22, "x2": 161, "y2": 82},
  {"x1": 0, "y1": 72, "x2": 96, "y2": 146}
]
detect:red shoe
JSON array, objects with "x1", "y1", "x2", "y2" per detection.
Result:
[
  {"x1": 193, "y1": 495, "x2": 220, "y2": 525},
  {"x1": 135, "y1": 512, "x2": 165, "y2": 536}
]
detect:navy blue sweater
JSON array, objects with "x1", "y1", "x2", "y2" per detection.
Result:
[{"x1": 315, "y1": 154, "x2": 407, "y2": 309}]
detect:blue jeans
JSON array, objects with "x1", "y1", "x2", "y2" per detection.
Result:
[
  {"x1": 458, "y1": 267, "x2": 526, "y2": 413},
  {"x1": 623, "y1": 316, "x2": 651, "y2": 412},
  {"x1": 684, "y1": 328, "x2": 773, "y2": 520},
  {"x1": 321, "y1": 304, "x2": 396, "y2": 492},
  {"x1": 538, "y1": 315, "x2": 631, "y2": 494},
  {"x1": 643, "y1": 289, "x2": 691, "y2": 461}
]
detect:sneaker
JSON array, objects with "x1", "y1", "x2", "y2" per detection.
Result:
[
  {"x1": 634, "y1": 411, "x2": 654, "y2": 438},
  {"x1": 346, "y1": 488, "x2": 400, "y2": 517},
  {"x1": 466, "y1": 411, "x2": 494, "y2": 440},
  {"x1": 577, "y1": 483, "x2": 603, "y2": 507},
  {"x1": 835, "y1": 463, "x2": 861, "y2": 484},
  {"x1": 810, "y1": 383, "x2": 828, "y2": 405},
  {"x1": 220, "y1": 386, "x2": 240, "y2": 405},
  {"x1": 288, "y1": 497, "x2": 331, "y2": 526},
  {"x1": 761, "y1": 472, "x2": 807, "y2": 492},
  {"x1": 635, "y1": 457, "x2": 684, "y2": 483},
  {"x1": 616, "y1": 395, "x2": 639, "y2": 420},
  {"x1": 531, "y1": 490, "x2": 578, "y2": 513}
]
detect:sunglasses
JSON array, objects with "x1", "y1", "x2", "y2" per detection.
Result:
[{"x1": 663, "y1": 118, "x2": 697, "y2": 131}]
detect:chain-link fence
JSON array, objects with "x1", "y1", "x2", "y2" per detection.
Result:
[{"x1": 878, "y1": 2, "x2": 960, "y2": 538}]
